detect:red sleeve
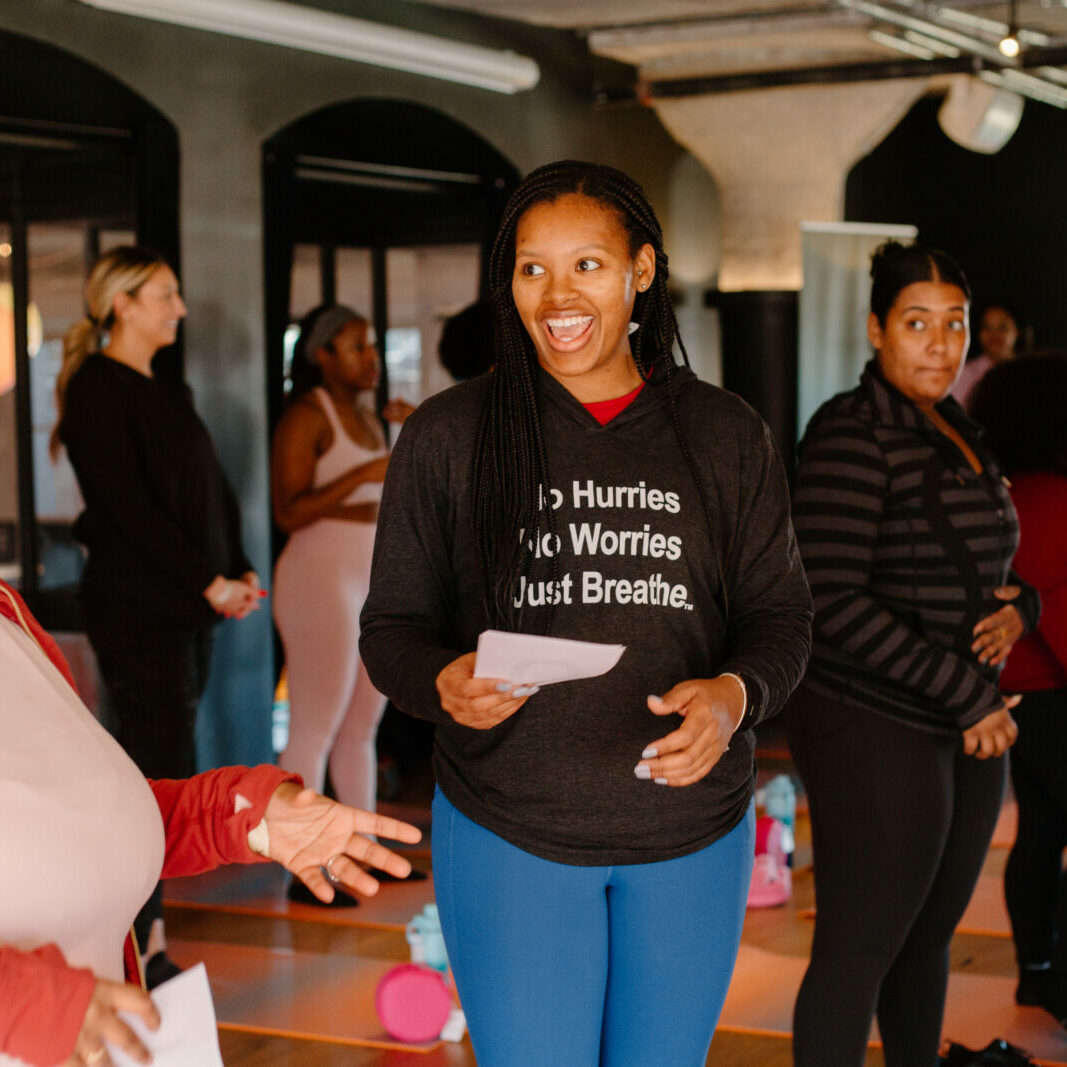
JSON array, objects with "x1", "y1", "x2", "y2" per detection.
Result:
[
  {"x1": 0, "y1": 582, "x2": 76, "y2": 691},
  {"x1": 1012, "y1": 475, "x2": 1067, "y2": 670},
  {"x1": 0, "y1": 943, "x2": 94, "y2": 1065},
  {"x1": 151, "y1": 765, "x2": 301, "y2": 878}
]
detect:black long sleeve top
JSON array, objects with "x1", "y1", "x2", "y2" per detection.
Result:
[
  {"x1": 792, "y1": 360, "x2": 1040, "y2": 733},
  {"x1": 360, "y1": 366, "x2": 812, "y2": 866},
  {"x1": 62, "y1": 354, "x2": 252, "y2": 632}
]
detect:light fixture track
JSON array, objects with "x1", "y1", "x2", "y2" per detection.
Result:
[{"x1": 74, "y1": 0, "x2": 540, "y2": 94}]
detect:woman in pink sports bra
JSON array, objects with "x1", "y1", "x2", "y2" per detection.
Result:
[{"x1": 271, "y1": 304, "x2": 415, "y2": 904}]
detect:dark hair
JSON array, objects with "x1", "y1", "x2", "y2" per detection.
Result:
[
  {"x1": 869, "y1": 240, "x2": 971, "y2": 327},
  {"x1": 970, "y1": 351, "x2": 1067, "y2": 476},
  {"x1": 472, "y1": 159, "x2": 710, "y2": 630},
  {"x1": 439, "y1": 301, "x2": 496, "y2": 381},
  {"x1": 288, "y1": 303, "x2": 365, "y2": 398}
]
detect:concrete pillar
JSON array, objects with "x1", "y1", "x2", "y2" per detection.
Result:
[{"x1": 654, "y1": 78, "x2": 930, "y2": 291}]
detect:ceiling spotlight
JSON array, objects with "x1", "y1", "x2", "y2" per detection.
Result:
[{"x1": 999, "y1": 0, "x2": 1021, "y2": 57}]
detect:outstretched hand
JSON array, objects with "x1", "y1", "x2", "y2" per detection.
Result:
[
  {"x1": 63, "y1": 978, "x2": 159, "y2": 1066},
  {"x1": 263, "y1": 782, "x2": 422, "y2": 903},
  {"x1": 633, "y1": 676, "x2": 744, "y2": 788}
]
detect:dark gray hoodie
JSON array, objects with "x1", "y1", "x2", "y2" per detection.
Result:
[{"x1": 360, "y1": 365, "x2": 811, "y2": 865}]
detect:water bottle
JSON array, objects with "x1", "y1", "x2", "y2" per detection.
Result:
[
  {"x1": 406, "y1": 903, "x2": 450, "y2": 974},
  {"x1": 762, "y1": 774, "x2": 797, "y2": 859}
]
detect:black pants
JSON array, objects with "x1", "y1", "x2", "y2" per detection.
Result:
[
  {"x1": 87, "y1": 616, "x2": 214, "y2": 949},
  {"x1": 787, "y1": 688, "x2": 1005, "y2": 1067},
  {"x1": 1004, "y1": 686, "x2": 1067, "y2": 972}
]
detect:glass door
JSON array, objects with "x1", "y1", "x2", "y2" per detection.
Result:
[
  {"x1": 28, "y1": 223, "x2": 134, "y2": 593},
  {"x1": 0, "y1": 136, "x2": 138, "y2": 625},
  {"x1": 285, "y1": 241, "x2": 480, "y2": 406}
]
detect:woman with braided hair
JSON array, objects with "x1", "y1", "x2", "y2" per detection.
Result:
[{"x1": 360, "y1": 160, "x2": 811, "y2": 1065}]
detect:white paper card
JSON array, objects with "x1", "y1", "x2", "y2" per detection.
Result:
[
  {"x1": 111, "y1": 963, "x2": 224, "y2": 1067},
  {"x1": 474, "y1": 629, "x2": 625, "y2": 687}
]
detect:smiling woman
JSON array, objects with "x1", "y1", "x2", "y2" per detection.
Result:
[
  {"x1": 510, "y1": 192, "x2": 655, "y2": 401},
  {"x1": 359, "y1": 160, "x2": 813, "y2": 1066}
]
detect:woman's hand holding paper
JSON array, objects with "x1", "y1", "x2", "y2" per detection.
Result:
[{"x1": 435, "y1": 651, "x2": 534, "y2": 730}]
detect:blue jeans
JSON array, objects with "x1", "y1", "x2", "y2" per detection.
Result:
[{"x1": 431, "y1": 788, "x2": 754, "y2": 1067}]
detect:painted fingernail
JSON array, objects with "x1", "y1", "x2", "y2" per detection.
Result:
[
  {"x1": 634, "y1": 764, "x2": 652, "y2": 780},
  {"x1": 642, "y1": 746, "x2": 658, "y2": 759},
  {"x1": 655, "y1": 777, "x2": 669, "y2": 786},
  {"x1": 513, "y1": 686, "x2": 539, "y2": 697},
  {"x1": 495, "y1": 682, "x2": 513, "y2": 693},
  {"x1": 647, "y1": 694, "x2": 662, "y2": 702}
]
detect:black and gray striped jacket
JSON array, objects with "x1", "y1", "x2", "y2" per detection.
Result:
[{"x1": 793, "y1": 360, "x2": 1039, "y2": 734}]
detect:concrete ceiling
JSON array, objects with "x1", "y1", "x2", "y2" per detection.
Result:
[{"x1": 405, "y1": 1, "x2": 1067, "y2": 101}]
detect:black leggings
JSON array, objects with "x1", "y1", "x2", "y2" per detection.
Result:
[
  {"x1": 787, "y1": 689, "x2": 1005, "y2": 1067},
  {"x1": 87, "y1": 618, "x2": 213, "y2": 780},
  {"x1": 1004, "y1": 687, "x2": 1067, "y2": 972},
  {"x1": 88, "y1": 617, "x2": 213, "y2": 949}
]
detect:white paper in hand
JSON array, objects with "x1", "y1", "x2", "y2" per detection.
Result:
[
  {"x1": 474, "y1": 629, "x2": 625, "y2": 687},
  {"x1": 111, "y1": 963, "x2": 223, "y2": 1067}
]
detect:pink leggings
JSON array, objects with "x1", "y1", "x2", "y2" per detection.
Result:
[{"x1": 273, "y1": 521, "x2": 386, "y2": 812}]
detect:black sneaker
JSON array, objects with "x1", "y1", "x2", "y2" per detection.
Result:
[
  {"x1": 939, "y1": 1039, "x2": 1037, "y2": 1066},
  {"x1": 1016, "y1": 968, "x2": 1067, "y2": 1025},
  {"x1": 286, "y1": 876, "x2": 359, "y2": 908},
  {"x1": 143, "y1": 951, "x2": 182, "y2": 990}
]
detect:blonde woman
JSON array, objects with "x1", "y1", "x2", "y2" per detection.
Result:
[{"x1": 54, "y1": 246, "x2": 261, "y2": 986}]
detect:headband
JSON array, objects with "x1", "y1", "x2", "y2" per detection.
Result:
[{"x1": 302, "y1": 305, "x2": 362, "y2": 363}]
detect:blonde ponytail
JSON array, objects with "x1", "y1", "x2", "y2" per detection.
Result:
[
  {"x1": 50, "y1": 246, "x2": 167, "y2": 460},
  {"x1": 50, "y1": 315, "x2": 103, "y2": 460}
]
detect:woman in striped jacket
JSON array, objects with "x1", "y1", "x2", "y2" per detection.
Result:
[{"x1": 788, "y1": 241, "x2": 1039, "y2": 1067}]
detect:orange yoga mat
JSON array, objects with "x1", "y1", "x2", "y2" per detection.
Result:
[{"x1": 168, "y1": 938, "x2": 448, "y2": 1052}]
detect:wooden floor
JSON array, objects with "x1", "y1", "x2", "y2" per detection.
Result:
[{"x1": 162, "y1": 750, "x2": 1067, "y2": 1066}]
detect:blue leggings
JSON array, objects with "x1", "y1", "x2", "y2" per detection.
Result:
[{"x1": 431, "y1": 789, "x2": 754, "y2": 1067}]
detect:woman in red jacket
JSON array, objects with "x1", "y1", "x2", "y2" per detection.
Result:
[
  {"x1": 0, "y1": 580, "x2": 420, "y2": 1067},
  {"x1": 972, "y1": 353, "x2": 1067, "y2": 1028}
]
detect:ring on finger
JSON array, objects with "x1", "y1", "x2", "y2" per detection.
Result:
[{"x1": 325, "y1": 854, "x2": 345, "y2": 882}]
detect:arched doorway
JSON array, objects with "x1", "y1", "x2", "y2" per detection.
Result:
[
  {"x1": 262, "y1": 99, "x2": 519, "y2": 440},
  {"x1": 0, "y1": 30, "x2": 179, "y2": 629}
]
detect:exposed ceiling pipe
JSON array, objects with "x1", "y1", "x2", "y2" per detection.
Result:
[
  {"x1": 596, "y1": 56, "x2": 966, "y2": 105},
  {"x1": 839, "y1": 0, "x2": 1009, "y2": 64},
  {"x1": 588, "y1": 8, "x2": 862, "y2": 51},
  {"x1": 596, "y1": 1, "x2": 1067, "y2": 108}
]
